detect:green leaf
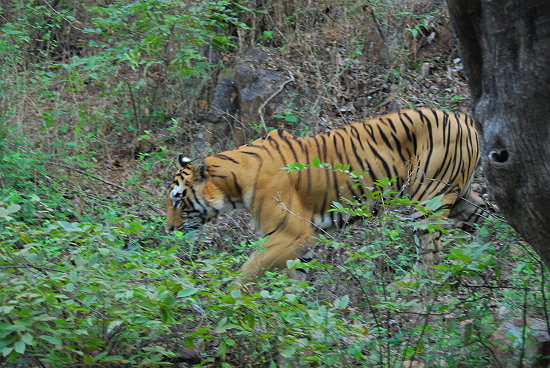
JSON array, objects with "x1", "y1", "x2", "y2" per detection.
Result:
[
  {"x1": 21, "y1": 333, "x2": 33, "y2": 345},
  {"x1": 184, "y1": 337, "x2": 194, "y2": 348},
  {"x1": 335, "y1": 295, "x2": 350, "y2": 309},
  {"x1": 230, "y1": 289, "x2": 242, "y2": 299},
  {"x1": 39, "y1": 335, "x2": 62, "y2": 346},
  {"x1": 463, "y1": 322, "x2": 473, "y2": 344},
  {"x1": 448, "y1": 249, "x2": 473, "y2": 263},
  {"x1": 177, "y1": 288, "x2": 199, "y2": 298},
  {"x1": 421, "y1": 194, "x2": 444, "y2": 211},
  {"x1": 6, "y1": 204, "x2": 21, "y2": 214},
  {"x1": 1, "y1": 347, "x2": 13, "y2": 357},
  {"x1": 162, "y1": 293, "x2": 177, "y2": 307},
  {"x1": 286, "y1": 258, "x2": 301, "y2": 269},
  {"x1": 190, "y1": 327, "x2": 210, "y2": 338},
  {"x1": 0, "y1": 305, "x2": 15, "y2": 314},
  {"x1": 14, "y1": 339, "x2": 25, "y2": 354},
  {"x1": 279, "y1": 342, "x2": 297, "y2": 358},
  {"x1": 107, "y1": 320, "x2": 123, "y2": 334},
  {"x1": 214, "y1": 317, "x2": 230, "y2": 333},
  {"x1": 159, "y1": 307, "x2": 176, "y2": 324},
  {"x1": 311, "y1": 157, "x2": 321, "y2": 167}
]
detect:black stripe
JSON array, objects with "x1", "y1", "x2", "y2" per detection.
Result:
[
  {"x1": 281, "y1": 134, "x2": 302, "y2": 188},
  {"x1": 391, "y1": 132, "x2": 407, "y2": 163},
  {"x1": 300, "y1": 138, "x2": 312, "y2": 193},
  {"x1": 319, "y1": 134, "x2": 328, "y2": 163},
  {"x1": 367, "y1": 141, "x2": 392, "y2": 179},
  {"x1": 346, "y1": 180, "x2": 359, "y2": 200},
  {"x1": 349, "y1": 137, "x2": 367, "y2": 172},
  {"x1": 319, "y1": 194, "x2": 329, "y2": 217},
  {"x1": 332, "y1": 170, "x2": 341, "y2": 203},
  {"x1": 419, "y1": 110, "x2": 434, "y2": 177},
  {"x1": 400, "y1": 113, "x2": 413, "y2": 141},
  {"x1": 190, "y1": 188, "x2": 207, "y2": 214},
  {"x1": 254, "y1": 196, "x2": 264, "y2": 226},
  {"x1": 377, "y1": 125, "x2": 393, "y2": 150},
  {"x1": 386, "y1": 118, "x2": 397, "y2": 133},
  {"x1": 226, "y1": 194, "x2": 237, "y2": 209},
  {"x1": 349, "y1": 125, "x2": 365, "y2": 151},
  {"x1": 231, "y1": 172, "x2": 243, "y2": 198},
  {"x1": 214, "y1": 154, "x2": 239, "y2": 164},
  {"x1": 281, "y1": 134, "x2": 299, "y2": 163},
  {"x1": 363, "y1": 123, "x2": 376, "y2": 142},
  {"x1": 265, "y1": 213, "x2": 289, "y2": 237},
  {"x1": 333, "y1": 131, "x2": 346, "y2": 164},
  {"x1": 242, "y1": 151, "x2": 261, "y2": 157},
  {"x1": 313, "y1": 136, "x2": 323, "y2": 162}
]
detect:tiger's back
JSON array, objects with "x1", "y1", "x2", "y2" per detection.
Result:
[{"x1": 166, "y1": 108, "x2": 485, "y2": 287}]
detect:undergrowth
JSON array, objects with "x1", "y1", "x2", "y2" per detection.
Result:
[{"x1": 1, "y1": 139, "x2": 547, "y2": 367}]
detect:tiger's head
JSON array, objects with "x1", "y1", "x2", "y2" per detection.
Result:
[{"x1": 166, "y1": 155, "x2": 224, "y2": 233}]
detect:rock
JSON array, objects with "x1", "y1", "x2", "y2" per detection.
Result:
[
  {"x1": 205, "y1": 79, "x2": 238, "y2": 124},
  {"x1": 200, "y1": 48, "x2": 304, "y2": 145},
  {"x1": 234, "y1": 48, "x2": 297, "y2": 127},
  {"x1": 491, "y1": 315, "x2": 550, "y2": 367}
]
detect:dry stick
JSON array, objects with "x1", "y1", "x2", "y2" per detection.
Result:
[
  {"x1": 366, "y1": 1, "x2": 386, "y2": 44},
  {"x1": 58, "y1": 163, "x2": 127, "y2": 191},
  {"x1": 519, "y1": 286, "x2": 528, "y2": 368},
  {"x1": 207, "y1": 107, "x2": 254, "y2": 145},
  {"x1": 516, "y1": 237, "x2": 550, "y2": 340},
  {"x1": 539, "y1": 261, "x2": 550, "y2": 340},
  {"x1": 344, "y1": 267, "x2": 386, "y2": 365},
  {"x1": 406, "y1": 277, "x2": 451, "y2": 368},
  {"x1": 41, "y1": 0, "x2": 83, "y2": 31},
  {"x1": 51, "y1": 160, "x2": 165, "y2": 223},
  {"x1": 257, "y1": 73, "x2": 295, "y2": 134},
  {"x1": 472, "y1": 323, "x2": 504, "y2": 368},
  {"x1": 513, "y1": 238, "x2": 550, "y2": 338},
  {"x1": 124, "y1": 79, "x2": 140, "y2": 132}
]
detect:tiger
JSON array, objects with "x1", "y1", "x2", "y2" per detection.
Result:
[{"x1": 166, "y1": 108, "x2": 487, "y2": 289}]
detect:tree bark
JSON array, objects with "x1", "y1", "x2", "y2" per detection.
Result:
[{"x1": 446, "y1": 0, "x2": 550, "y2": 265}]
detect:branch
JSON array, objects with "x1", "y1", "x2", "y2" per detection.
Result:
[
  {"x1": 58, "y1": 163, "x2": 127, "y2": 191},
  {"x1": 41, "y1": 0, "x2": 83, "y2": 31},
  {"x1": 257, "y1": 72, "x2": 295, "y2": 134}
]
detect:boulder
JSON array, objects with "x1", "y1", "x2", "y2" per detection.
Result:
[{"x1": 491, "y1": 315, "x2": 550, "y2": 367}]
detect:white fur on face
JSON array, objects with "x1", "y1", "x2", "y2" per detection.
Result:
[{"x1": 170, "y1": 183, "x2": 183, "y2": 201}]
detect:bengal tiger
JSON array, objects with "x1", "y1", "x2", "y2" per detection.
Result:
[{"x1": 166, "y1": 108, "x2": 486, "y2": 289}]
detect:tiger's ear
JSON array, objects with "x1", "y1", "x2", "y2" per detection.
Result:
[
  {"x1": 178, "y1": 154, "x2": 193, "y2": 167},
  {"x1": 178, "y1": 155, "x2": 207, "y2": 180}
]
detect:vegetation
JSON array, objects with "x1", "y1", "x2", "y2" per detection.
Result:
[{"x1": 1, "y1": 0, "x2": 548, "y2": 367}]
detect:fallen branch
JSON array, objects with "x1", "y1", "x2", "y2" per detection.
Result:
[{"x1": 58, "y1": 163, "x2": 127, "y2": 191}]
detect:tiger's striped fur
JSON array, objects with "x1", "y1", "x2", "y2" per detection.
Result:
[{"x1": 166, "y1": 108, "x2": 486, "y2": 287}]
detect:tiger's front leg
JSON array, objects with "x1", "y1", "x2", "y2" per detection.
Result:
[{"x1": 234, "y1": 227, "x2": 315, "y2": 292}]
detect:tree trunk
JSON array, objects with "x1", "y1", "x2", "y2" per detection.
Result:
[{"x1": 446, "y1": 0, "x2": 550, "y2": 266}]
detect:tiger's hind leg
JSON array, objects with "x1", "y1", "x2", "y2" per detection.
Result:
[
  {"x1": 413, "y1": 189, "x2": 490, "y2": 272},
  {"x1": 448, "y1": 188, "x2": 488, "y2": 226}
]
